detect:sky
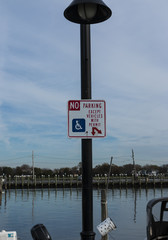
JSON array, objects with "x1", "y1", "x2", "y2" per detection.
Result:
[{"x1": 0, "y1": 0, "x2": 168, "y2": 169}]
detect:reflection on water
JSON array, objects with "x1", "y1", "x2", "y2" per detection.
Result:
[{"x1": 0, "y1": 188, "x2": 167, "y2": 240}]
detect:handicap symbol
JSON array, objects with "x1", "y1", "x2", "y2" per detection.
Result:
[
  {"x1": 75, "y1": 120, "x2": 82, "y2": 130},
  {"x1": 72, "y1": 119, "x2": 85, "y2": 132}
]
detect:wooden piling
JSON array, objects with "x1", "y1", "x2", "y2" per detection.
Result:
[
  {"x1": 34, "y1": 175, "x2": 36, "y2": 188},
  {"x1": 63, "y1": 176, "x2": 65, "y2": 188},
  {"x1": 4, "y1": 177, "x2": 7, "y2": 191},
  {"x1": 132, "y1": 175, "x2": 134, "y2": 187},
  {"x1": 160, "y1": 175, "x2": 163, "y2": 187},
  {"x1": 145, "y1": 176, "x2": 148, "y2": 187},
  {"x1": 0, "y1": 178, "x2": 2, "y2": 193},
  {"x1": 9, "y1": 175, "x2": 11, "y2": 189},
  {"x1": 101, "y1": 189, "x2": 108, "y2": 240},
  {"x1": 27, "y1": 176, "x2": 30, "y2": 188},
  {"x1": 97, "y1": 177, "x2": 100, "y2": 188},
  {"x1": 125, "y1": 175, "x2": 128, "y2": 187},
  {"x1": 21, "y1": 176, "x2": 24, "y2": 188},
  {"x1": 139, "y1": 176, "x2": 141, "y2": 188},
  {"x1": 153, "y1": 175, "x2": 155, "y2": 187},
  {"x1": 119, "y1": 175, "x2": 121, "y2": 187},
  {"x1": 55, "y1": 175, "x2": 57, "y2": 188},
  {"x1": 70, "y1": 176, "x2": 72, "y2": 187},
  {"x1": 48, "y1": 175, "x2": 50, "y2": 187},
  {"x1": 15, "y1": 176, "x2": 17, "y2": 188}
]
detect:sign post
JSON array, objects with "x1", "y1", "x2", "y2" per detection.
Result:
[{"x1": 68, "y1": 100, "x2": 106, "y2": 138}]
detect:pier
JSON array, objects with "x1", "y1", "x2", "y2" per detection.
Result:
[{"x1": 2, "y1": 175, "x2": 168, "y2": 189}]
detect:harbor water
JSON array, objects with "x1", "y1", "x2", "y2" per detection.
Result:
[{"x1": 0, "y1": 188, "x2": 167, "y2": 240}]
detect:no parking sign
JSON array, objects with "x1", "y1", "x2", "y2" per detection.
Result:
[{"x1": 68, "y1": 100, "x2": 106, "y2": 138}]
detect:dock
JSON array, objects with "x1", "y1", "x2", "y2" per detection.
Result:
[{"x1": 1, "y1": 175, "x2": 168, "y2": 189}]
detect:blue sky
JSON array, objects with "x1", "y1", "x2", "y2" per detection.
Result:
[{"x1": 0, "y1": 0, "x2": 168, "y2": 169}]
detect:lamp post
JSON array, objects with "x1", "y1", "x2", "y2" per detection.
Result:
[{"x1": 64, "y1": 1, "x2": 111, "y2": 240}]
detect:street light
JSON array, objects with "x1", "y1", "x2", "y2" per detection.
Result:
[
  {"x1": 64, "y1": 0, "x2": 111, "y2": 24},
  {"x1": 64, "y1": 1, "x2": 111, "y2": 240}
]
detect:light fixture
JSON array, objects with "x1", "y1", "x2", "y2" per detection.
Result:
[
  {"x1": 64, "y1": 0, "x2": 112, "y2": 24},
  {"x1": 78, "y1": 3, "x2": 97, "y2": 20}
]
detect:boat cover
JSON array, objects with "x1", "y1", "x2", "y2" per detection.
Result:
[{"x1": 146, "y1": 197, "x2": 168, "y2": 240}]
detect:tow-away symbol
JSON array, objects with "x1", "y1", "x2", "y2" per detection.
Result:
[{"x1": 91, "y1": 127, "x2": 102, "y2": 136}]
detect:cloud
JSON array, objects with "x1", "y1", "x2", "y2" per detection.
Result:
[{"x1": 0, "y1": 0, "x2": 167, "y2": 168}]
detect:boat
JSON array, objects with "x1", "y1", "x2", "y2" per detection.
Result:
[
  {"x1": 0, "y1": 230, "x2": 17, "y2": 240},
  {"x1": 146, "y1": 197, "x2": 168, "y2": 240}
]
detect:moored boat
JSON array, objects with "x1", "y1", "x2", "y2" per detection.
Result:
[
  {"x1": 146, "y1": 197, "x2": 168, "y2": 240},
  {"x1": 0, "y1": 230, "x2": 17, "y2": 240}
]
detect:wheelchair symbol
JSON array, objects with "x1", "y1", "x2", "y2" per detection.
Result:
[
  {"x1": 72, "y1": 119, "x2": 85, "y2": 132},
  {"x1": 75, "y1": 120, "x2": 82, "y2": 130}
]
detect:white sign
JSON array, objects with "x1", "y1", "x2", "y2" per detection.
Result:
[{"x1": 68, "y1": 100, "x2": 106, "y2": 138}]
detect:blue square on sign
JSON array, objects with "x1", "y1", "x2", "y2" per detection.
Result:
[{"x1": 72, "y1": 119, "x2": 85, "y2": 132}]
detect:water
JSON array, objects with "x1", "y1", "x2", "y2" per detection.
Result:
[{"x1": 0, "y1": 188, "x2": 167, "y2": 240}]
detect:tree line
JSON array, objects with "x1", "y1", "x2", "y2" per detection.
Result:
[{"x1": 0, "y1": 163, "x2": 168, "y2": 177}]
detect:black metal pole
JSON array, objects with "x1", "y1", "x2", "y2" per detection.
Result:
[{"x1": 80, "y1": 24, "x2": 95, "y2": 240}]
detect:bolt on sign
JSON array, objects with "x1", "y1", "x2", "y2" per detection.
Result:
[{"x1": 68, "y1": 100, "x2": 106, "y2": 138}]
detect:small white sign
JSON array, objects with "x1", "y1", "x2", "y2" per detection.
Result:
[{"x1": 68, "y1": 100, "x2": 106, "y2": 138}]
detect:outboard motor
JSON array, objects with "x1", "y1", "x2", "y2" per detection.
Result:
[{"x1": 31, "y1": 224, "x2": 52, "y2": 240}]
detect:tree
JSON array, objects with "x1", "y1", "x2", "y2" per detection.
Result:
[
  {"x1": 94, "y1": 163, "x2": 110, "y2": 176},
  {"x1": 34, "y1": 167, "x2": 42, "y2": 177},
  {"x1": 59, "y1": 167, "x2": 71, "y2": 176},
  {"x1": 110, "y1": 164, "x2": 120, "y2": 175},
  {"x1": 122, "y1": 164, "x2": 133, "y2": 175},
  {"x1": 160, "y1": 165, "x2": 168, "y2": 174},
  {"x1": 71, "y1": 166, "x2": 78, "y2": 175},
  {"x1": 20, "y1": 164, "x2": 31, "y2": 175},
  {"x1": 93, "y1": 164, "x2": 104, "y2": 176},
  {"x1": 15, "y1": 167, "x2": 22, "y2": 176},
  {"x1": 2, "y1": 167, "x2": 14, "y2": 177},
  {"x1": 42, "y1": 168, "x2": 53, "y2": 177}
]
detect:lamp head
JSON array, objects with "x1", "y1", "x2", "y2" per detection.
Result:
[{"x1": 64, "y1": 0, "x2": 112, "y2": 24}]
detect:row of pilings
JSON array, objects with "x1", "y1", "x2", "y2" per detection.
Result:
[{"x1": 1, "y1": 175, "x2": 168, "y2": 190}]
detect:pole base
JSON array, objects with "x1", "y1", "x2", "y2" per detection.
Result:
[{"x1": 80, "y1": 231, "x2": 95, "y2": 240}]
